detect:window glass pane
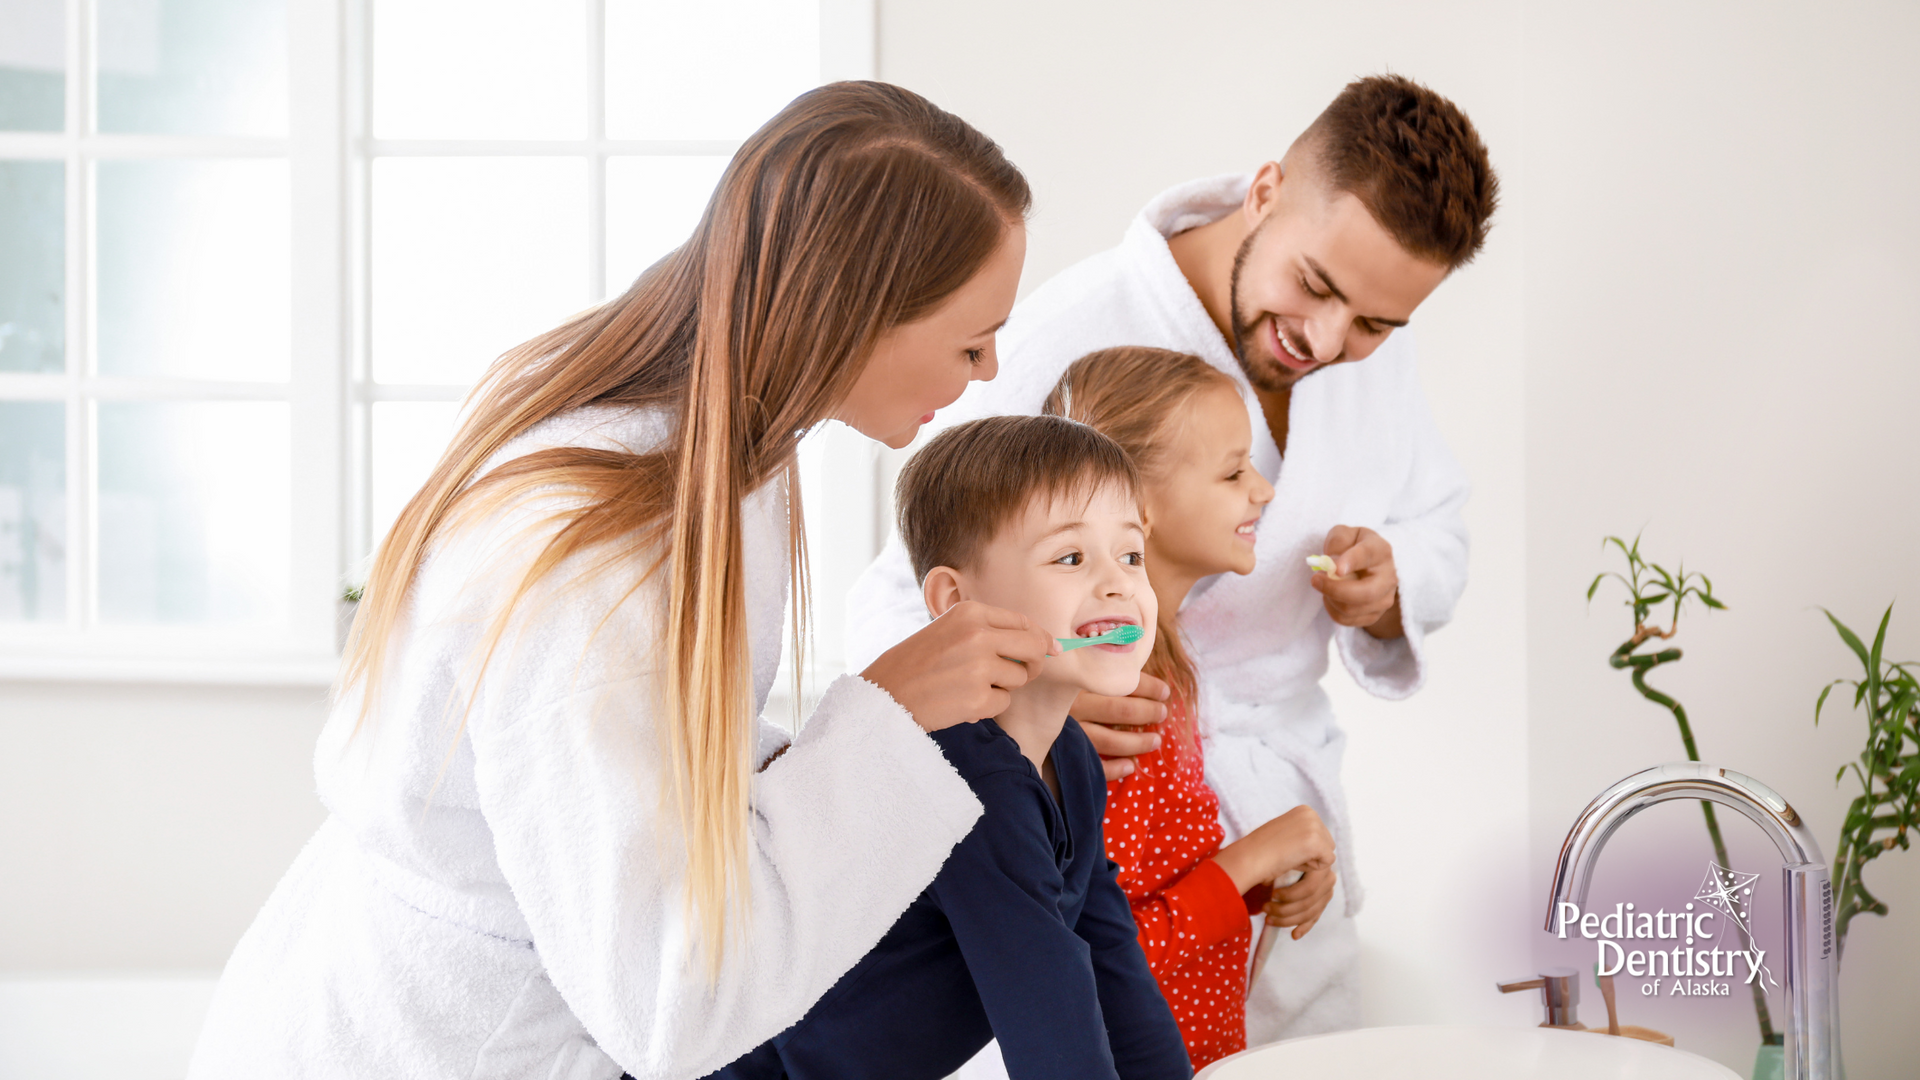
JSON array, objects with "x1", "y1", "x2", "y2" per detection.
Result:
[
  {"x1": 0, "y1": 401, "x2": 65, "y2": 622},
  {"x1": 0, "y1": 0, "x2": 65, "y2": 131},
  {"x1": 96, "y1": 0, "x2": 287, "y2": 136},
  {"x1": 604, "y1": 155, "x2": 726, "y2": 298},
  {"x1": 97, "y1": 401, "x2": 288, "y2": 624},
  {"x1": 0, "y1": 160, "x2": 63, "y2": 373},
  {"x1": 371, "y1": 157, "x2": 586, "y2": 386},
  {"x1": 373, "y1": 0, "x2": 586, "y2": 139},
  {"x1": 96, "y1": 159, "x2": 290, "y2": 380},
  {"x1": 605, "y1": 0, "x2": 818, "y2": 140},
  {"x1": 370, "y1": 400, "x2": 458, "y2": 545}
]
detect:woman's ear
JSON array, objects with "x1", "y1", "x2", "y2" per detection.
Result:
[{"x1": 922, "y1": 566, "x2": 965, "y2": 620}]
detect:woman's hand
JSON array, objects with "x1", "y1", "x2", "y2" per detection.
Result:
[
  {"x1": 861, "y1": 600, "x2": 1060, "y2": 732},
  {"x1": 1210, "y1": 804, "x2": 1334, "y2": 895}
]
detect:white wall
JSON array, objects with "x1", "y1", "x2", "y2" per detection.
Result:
[
  {"x1": 0, "y1": 682, "x2": 326, "y2": 970},
  {"x1": 1521, "y1": 2, "x2": 1920, "y2": 1075}
]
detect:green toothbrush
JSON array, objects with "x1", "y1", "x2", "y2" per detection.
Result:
[{"x1": 1057, "y1": 624, "x2": 1145, "y2": 651}]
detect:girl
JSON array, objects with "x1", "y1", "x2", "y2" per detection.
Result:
[
  {"x1": 188, "y1": 83, "x2": 1060, "y2": 1080},
  {"x1": 1044, "y1": 346, "x2": 1335, "y2": 1068}
]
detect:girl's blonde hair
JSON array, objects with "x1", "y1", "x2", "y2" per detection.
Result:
[
  {"x1": 1042, "y1": 347, "x2": 1241, "y2": 762},
  {"x1": 341, "y1": 82, "x2": 1029, "y2": 968}
]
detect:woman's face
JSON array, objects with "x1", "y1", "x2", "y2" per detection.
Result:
[
  {"x1": 1142, "y1": 383, "x2": 1276, "y2": 582},
  {"x1": 835, "y1": 224, "x2": 1027, "y2": 449}
]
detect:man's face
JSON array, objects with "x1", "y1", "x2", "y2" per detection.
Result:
[
  {"x1": 1228, "y1": 179, "x2": 1450, "y2": 393},
  {"x1": 944, "y1": 482, "x2": 1156, "y2": 701}
]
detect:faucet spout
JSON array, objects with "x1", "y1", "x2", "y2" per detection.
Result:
[{"x1": 1546, "y1": 763, "x2": 1840, "y2": 1080}]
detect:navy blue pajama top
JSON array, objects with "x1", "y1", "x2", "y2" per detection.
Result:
[{"x1": 705, "y1": 716, "x2": 1192, "y2": 1080}]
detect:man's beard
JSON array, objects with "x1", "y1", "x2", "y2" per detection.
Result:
[{"x1": 1227, "y1": 226, "x2": 1304, "y2": 395}]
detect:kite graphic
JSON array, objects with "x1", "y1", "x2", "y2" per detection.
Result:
[
  {"x1": 1695, "y1": 862, "x2": 1761, "y2": 935},
  {"x1": 1695, "y1": 862, "x2": 1778, "y2": 989}
]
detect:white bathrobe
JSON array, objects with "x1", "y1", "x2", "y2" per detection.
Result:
[
  {"x1": 845, "y1": 174, "x2": 1470, "y2": 1045},
  {"x1": 189, "y1": 406, "x2": 984, "y2": 1080}
]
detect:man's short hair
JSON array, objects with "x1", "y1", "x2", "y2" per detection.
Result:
[
  {"x1": 1302, "y1": 73, "x2": 1499, "y2": 270},
  {"x1": 895, "y1": 414, "x2": 1141, "y2": 584}
]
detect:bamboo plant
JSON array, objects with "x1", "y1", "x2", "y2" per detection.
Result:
[
  {"x1": 1814, "y1": 604, "x2": 1919, "y2": 961},
  {"x1": 1588, "y1": 534, "x2": 1778, "y2": 1045}
]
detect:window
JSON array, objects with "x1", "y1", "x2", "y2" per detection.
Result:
[{"x1": 0, "y1": 0, "x2": 881, "y2": 683}]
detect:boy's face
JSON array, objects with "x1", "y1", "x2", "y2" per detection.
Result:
[{"x1": 925, "y1": 481, "x2": 1157, "y2": 700}]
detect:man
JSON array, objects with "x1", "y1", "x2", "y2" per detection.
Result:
[{"x1": 846, "y1": 74, "x2": 1497, "y2": 1042}]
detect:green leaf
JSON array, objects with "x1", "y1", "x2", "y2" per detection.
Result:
[
  {"x1": 1700, "y1": 595, "x2": 1728, "y2": 610},
  {"x1": 1817, "y1": 681, "x2": 1840, "y2": 724},
  {"x1": 1587, "y1": 574, "x2": 1605, "y2": 602},
  {"x1": 1886, "y1": 687, "x2": 1919, "y2": 739},
  {"x1": 1641, "y1": 592, "x2": 1671, "y2": 607},
  {"x1": 1869, "y1": 604, "x2": 1893, "y2": 687},
  {"x1": 1873, "y1": 599, "x2": 1889, "y2": 668},
  {"x1": 1825, "y1": 608, "x2": 1872, "y2": 669}
]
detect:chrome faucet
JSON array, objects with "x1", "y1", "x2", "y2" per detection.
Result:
[{"x1": 1547, "y1": 763, "x2": 1841, "y2": 1080}]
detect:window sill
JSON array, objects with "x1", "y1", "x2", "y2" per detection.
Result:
[{"x1": 0, "y1": 637, "x2": 340, "y2": 687}]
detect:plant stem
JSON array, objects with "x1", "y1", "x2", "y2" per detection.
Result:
[{"x1": 1611, "y1": 639, "x2": 1780, "y2": 1045}]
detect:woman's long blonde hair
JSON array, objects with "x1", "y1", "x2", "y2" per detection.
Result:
[
  {"x1": 1042, "y1": 347, "x2": 1241, "y2": 764},
  {"x1": 340, "y1": 82, "x2": 1029, "y2": 965}
]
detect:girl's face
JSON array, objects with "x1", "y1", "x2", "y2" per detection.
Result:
[
  {"x1": 1142, "y1": 383, "x2": 1276, "y2": 582},
  {"x1": 835, "y1": 224, "x2": 1027, "y2": 449}
]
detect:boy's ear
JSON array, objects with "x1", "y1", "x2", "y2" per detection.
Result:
[{"x1": 922, "y1": 566, "x2": 965, "y2": 621}]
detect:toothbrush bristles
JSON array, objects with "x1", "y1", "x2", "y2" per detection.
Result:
[{"x1": 1057, "y1": 623, "x2": 1145, "y2": 649}]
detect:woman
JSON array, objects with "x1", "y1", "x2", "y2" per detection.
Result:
[{"x1": 188, "y1": 82, "x2": 1054, "y2": 1080}]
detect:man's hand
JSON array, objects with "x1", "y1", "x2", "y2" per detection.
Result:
[
  {"x1": 1072, "y1": 672, "x2": 1170, "y2": 781},
  {"x1": 1264, "y1": 866, "x2": 1337, "y2": 939},
  {"x1": 1313, "y1": 525, "x2": 1404, "y2": 640}
]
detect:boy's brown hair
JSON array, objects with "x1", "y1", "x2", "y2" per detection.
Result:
[
  {"x1": 1301, "y1": 73, "x2": 1499, "y2": 270},
  {"x1": 895, "y1": 414, "x2": 1141, "y2": 584}
]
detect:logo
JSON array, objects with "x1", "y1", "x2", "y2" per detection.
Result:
[{"x1": 1553, "y1": 862, "x2": 1780, "y2": 999}]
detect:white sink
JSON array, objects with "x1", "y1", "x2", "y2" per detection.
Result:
[{"x1": 1195, "y1": 1024, "x2": 1741, "y2": 1079}]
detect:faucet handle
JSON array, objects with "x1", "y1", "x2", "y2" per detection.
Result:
[{"x1": 1495, "y1": 967, "x2": 1583, "y2": 1029}]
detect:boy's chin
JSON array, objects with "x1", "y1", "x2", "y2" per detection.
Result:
[{"x1": 1075, "y1": 666, "x2": 1148, "y2": 701}]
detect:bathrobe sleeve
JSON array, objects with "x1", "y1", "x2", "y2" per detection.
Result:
[
  {"x1": 1331, "y1": 344, "x2": 1470, "y2": 700},
  {"x1": 462, "y1": 528, "x2": 983, "y2": 1080}
]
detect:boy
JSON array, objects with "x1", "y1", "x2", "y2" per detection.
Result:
[{"x1": 708, "y1": 415, "x2": 1191, "y2": 1080}]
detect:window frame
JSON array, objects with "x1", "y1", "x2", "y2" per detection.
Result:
[{"x1": 0, "y1": 0, "x2": 879, "y2": 684}]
